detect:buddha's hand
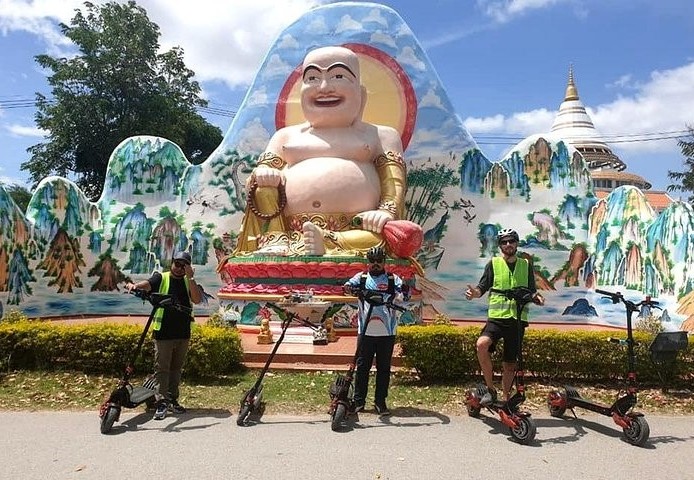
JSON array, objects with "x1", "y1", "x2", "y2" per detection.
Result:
[
  {"x1": 253, "y1": 167, "x2": 284, "y2": 188},
  {"x1": 355, "y1": 210, "x2": 393, "y2": 233}
]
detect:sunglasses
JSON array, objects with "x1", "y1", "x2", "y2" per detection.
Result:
[
  {"x1": 499, "y1": 239, "x2": 517, "y2": 245},
  {"x1": 173, "y1": 260, "x2": 188, "y2": 268}
]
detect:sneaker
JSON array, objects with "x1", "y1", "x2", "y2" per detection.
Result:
[
  {"x1": 374, "y1": 402, "x2": 391, "y2": 416},
  {"x1": 480, "y1": 388, "x2": 497, "y2": 407},
  {"x1": 153, "y1": 401, "x2": 168, "y2": 420},
  {"x1": 169, "y1": 400, "x2": 186, "y2": 414}
]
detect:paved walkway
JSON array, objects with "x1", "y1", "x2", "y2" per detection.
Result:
[{"x1": 1, "y1": 410, "x2": 692, "y2": 480}]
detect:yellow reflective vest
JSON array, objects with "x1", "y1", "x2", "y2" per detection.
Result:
[
  {"x1": 487, "y1": 256, "x2": 530, "y2": 322},
  {"x1": 152, "y1": 272, "x2": 194, "y2": 331}
]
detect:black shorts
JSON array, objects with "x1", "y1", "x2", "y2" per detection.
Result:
[{"x1": 480, "y1": 319, "x2": 526, "y2": 362}]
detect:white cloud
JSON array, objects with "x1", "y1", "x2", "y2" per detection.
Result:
[
  {"x1": 607, "y1": 74, "x2": 634, "y2": 90},
  {"x1": 236, "y1": 117, "x2": 271, "y2": 156},
  {"x1": 334, "y1": 14, "x2": 362, "y2": 34},
  {"x1": 396, "y1": 46, "x2": 425, "y2": 71},
  {"x1": 246, "y1": 86, "x2": 269, "y2": 107},
  {"x1": 0, "y1": 0, "x2": 324, "y2": 88},
  {"x1": 463, "y1": 61, "x2": 694, "y2": 156},
  {"x1": 6, "y1": 123, "x2": 46, "y2": 137},
  {"x1": 0, "y1": 0, "x2": 82, "y2": 55},
  {"x1": 277, "y1": 34, "x2": 300, "y2": 51},
  {"x1": 478, "y1": 0, "x2": 569, "y2": 24},
  {"x1": 363, "y1": 8, "x2": 388, "y2": 26},
  {"x1": 305, "y1": 17, "x2": 329, "y2": 35},
  {"x1": 261, "y1": 53, "x2": 294, "y2": 80},
  {"x1": 370, "y1": 31, "x2": 397, "y2": 49},
  {"x1": 142, "y1": 0, "x2": 324, "y2": 88},
  {"x1": 591, "y1": 62, "x2": 694, "y2": 153},
  {"x1": 419, "y1": 88, "x2": 444, "y2": 109},
  {"x1": 463, "y1": 109, "x2": 555, "y2": 136}
]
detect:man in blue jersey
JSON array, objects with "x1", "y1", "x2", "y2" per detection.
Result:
[{"x1": 343, "y1": 246, "x2": 406, "y2": 416}]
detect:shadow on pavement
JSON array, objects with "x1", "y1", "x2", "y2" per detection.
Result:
[
  {"x1": 352, "y1": 406, "x2": 451, "y2": 431},
  {"x1": 532, "y1": 416, "x2": 589, "y2": 445},
  {"x1": 534, "y1": 415, "x2": 694, "y2": 449},
  {"x1": 106, "y1": 408, "x2": 231, "y2": 435}
]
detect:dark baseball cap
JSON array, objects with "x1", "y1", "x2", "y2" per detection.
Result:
[{"x1": 172, "y1": 251, "x2": 192, "y2": 265}]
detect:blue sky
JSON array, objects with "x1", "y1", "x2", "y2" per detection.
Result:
[{"x1": 1, "y1": 0, "x2": 693, "y2": 193}]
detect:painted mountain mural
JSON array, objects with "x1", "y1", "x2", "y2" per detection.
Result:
[{"x1": 0, "y1": 2, "x2": 690, "y2": 331}]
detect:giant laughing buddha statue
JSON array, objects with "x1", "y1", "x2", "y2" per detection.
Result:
[{"x1": 234, "y1": 45, "x2": 421, "y2": 259}]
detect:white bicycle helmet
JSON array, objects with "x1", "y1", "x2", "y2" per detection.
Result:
[{"x1": 497, "y1": 228, "x2": 519, "y2": 242}]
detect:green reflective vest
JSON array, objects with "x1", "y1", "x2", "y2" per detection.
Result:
[
  {"x1": 487, "y1": 256, "x2": 530, "y2": 321},
  {"x1": 152, "y1": 272, "x2": 194, "y2": 331}
]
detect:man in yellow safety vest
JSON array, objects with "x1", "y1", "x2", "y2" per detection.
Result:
[{"x1": 465, "y1": 228, "x2": 544, "y2": 406}]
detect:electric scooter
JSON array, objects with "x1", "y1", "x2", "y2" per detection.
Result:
[
  {"x1": 328, "y1": 285, "x2": 408, "y2": 432},
  {"x1": 546, "y1": 289, "x2": 658, "y2": 447},
  {"x1": 236, "y1": 300, "x2": 327, "y2": 426},
  {"x1": 99, "y1": 289, "x2": 191, "y2": 434},
  {"x1": 465, "y1": 286, "x2": 538, "y2": 444}
]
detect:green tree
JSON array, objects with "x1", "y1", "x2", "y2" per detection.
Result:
[
  {"x1": 1, "y1": 183, "x2": 32, "y2": 213},
  {"x1": 22, "y1": 1, "x2": 222, "y2": 200},
  {"x1": 667, "y1": 126, "x2": 694, "y2": 203}
]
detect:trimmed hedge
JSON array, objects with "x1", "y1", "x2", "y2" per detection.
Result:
[
  {"x1": 0, "y1": 320, "x2": 243, "y2": 377},
  {"x1": 397, "y1": 325, "x2": 694, "y2": 385}
]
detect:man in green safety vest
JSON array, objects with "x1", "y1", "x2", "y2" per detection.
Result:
[
  {"x1": 465, "y1": 228, "x2": 544, "y2": 406},
  {"x1": 126, "y1": 251, "x2": 202, "y2": 420}
]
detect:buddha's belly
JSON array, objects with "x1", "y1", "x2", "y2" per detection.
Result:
[{"x1": 284, "y1": 158, "x2": 381, "y2": 214}]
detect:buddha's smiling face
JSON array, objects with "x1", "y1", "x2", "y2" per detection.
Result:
[{"x1": 300, "y1": 46, "x2": 364, "y2": 128}]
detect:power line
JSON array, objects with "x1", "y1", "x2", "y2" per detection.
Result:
[
  {"x1": 0, "y1": 96, "x2": 237, "y2": 118},
  {"x1": 1, "y1": 96, "x2": 690, "y2": 142}
]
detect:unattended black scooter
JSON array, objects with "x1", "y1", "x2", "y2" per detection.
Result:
[
  {"x1": 465, "y1": 286, "x2": 538, "y2": 445},
  {"x1": 236, "y1": 300, "x2": 327, "y2": 426},
  {"x1": 328, "y1": 285, "x2": 408, "y2": 432},
  {"x1": 546, "y1": 289, "x2": 658, "y2": 447},
  {"x1": 99, "y1": 289, "x2": 190, "y2": 434}
]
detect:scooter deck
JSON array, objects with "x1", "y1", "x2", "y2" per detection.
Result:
[{"x1": 129, "y1": 385, "x2": 156, "y2": 404}]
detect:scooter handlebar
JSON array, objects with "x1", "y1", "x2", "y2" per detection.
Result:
[
  {"x1": 595, "y1": 289, "x2": 660, "y2": 309},
  {"x1": 595, "y1": 289, "x2": 622, "y2": 304},
  {"x1": 128, "y1": 289, "x2": 192, "y2": 313},
  {"x1": 345, "y1": 287, "x2": 407, "y2": 311}
]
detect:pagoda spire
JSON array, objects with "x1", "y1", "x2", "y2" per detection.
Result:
[{"x1": 564, "y1": 64, "x2": 579, "y2": 101}]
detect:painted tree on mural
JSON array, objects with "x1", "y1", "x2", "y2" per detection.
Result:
[
  {"x1": 7, "y1": 249, "x2": 34, "y2": 304},
  {"x1": 125, "y1": 242, "x2": 156, "y2": 274},
  {"x1": 88, "y1": 230, "x2": 103, "y2": 254},
  {"x1": 88, "y1": 251, "x2": 131, "y2": 291},
  {"x1": 190, "y1": 221, "x2": 215, "y2": 264},
  {"x1": 0, "y1": 246, "x2": 9, "y2": 291},
  {"x1": 109, "y1": 203, "x2": 154, "y2": 253},
  {"x1": 208, "y1": 151, "x2": 257, "y2": 216},
  {"x1": 406, "y1": 154, "x2": 462, "y2": 225},
  {"x1": 150, "y1": 207, "x2": 187, "y2": 268},
  {"x1": 39, "y1": 229, "x2": 86, "y2": 293}
]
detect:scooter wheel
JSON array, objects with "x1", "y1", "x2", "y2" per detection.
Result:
[
  {"x1": 547, "y1": 390, "x2": 567, "y2": 418},
  {"x1": 237, "y1": 402, "x2": 253, "y2": 426},
  {"x1": 100, "y1": 405, "x2": 120, "y2": 434},
  {"x1": 509, "y1": 415, "x2": 536, "y2": 445},
  {"x1": 465, "y1": 390, "x2": 481, "y2": 418},
  {"x1": 331, "y1": 403, "x2": 348, "y2": 432},
  {"x1": 623, "y1": 415, "x2": 649, "y2": 447}
]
